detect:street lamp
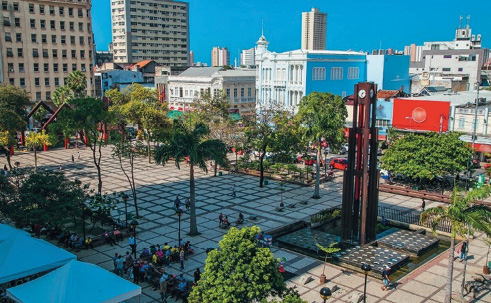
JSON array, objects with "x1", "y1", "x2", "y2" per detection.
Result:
[
  {"x1": 361, "y1": 263, "x2": 372, "y2": 303},
  {"x1": 176, "y1": 208, "x2": 183, "y2": 248},
  {"x1": 320, "y1": 287, "x2": 332, "y2": 303},
  {"x1": 121, "y1": 193, "x2": 129, "y2": 227},
  {"x1": 129, "y1": 220, "x2": 139, "y2": 259},
  {"x1": 81, "y1": 202, "x2": 87, "y2": 243}
]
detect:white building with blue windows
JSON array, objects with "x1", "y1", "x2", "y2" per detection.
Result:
[{"x1": 255, "y1": 33, "x2": 410, "y2": 112}]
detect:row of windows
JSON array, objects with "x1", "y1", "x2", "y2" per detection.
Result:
[
  {"x1": 312, "y1": 67, "x2": 360, "y2": 81},
  {"x1": 27, "y1": 3, "x2": 89, "y2": 18},
  {"x1": 7, "y1": 62, "x2": 93, "y2": 74},
  {"x1": 8, "y1": 74, "x2": 92, "y2": 91},
  {"x1": 23, "y1": 19, "x2": 91, "y2": 32},
  {"x1": 5, "y1": 32, "x2": 92, "y2": 45},
  {"x1": 6, "y1": 47, "x2": 92, "y2": 59}
]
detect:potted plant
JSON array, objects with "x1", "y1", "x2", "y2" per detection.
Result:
[{"x1": 316, "y1": 242, "x2": 341, "y2": 283}]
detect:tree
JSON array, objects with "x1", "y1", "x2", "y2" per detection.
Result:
[
  {"x1": 421, "y1": 186, "x2": 491, "y2": 303},
  {"x1": 296, "y1": 92, "x2": 347, "y2": 199},
  {"x1": 111, "y1": 134, "x2": 145, "y2": 217},
  {"x1": 154, "y1": 121, "x2": 228, "y2": 236},
  {"x1": 25, "y1": 130, "x2": 53, "y2": 172},
  {"x1": 188, "y1": 226, "x2": 288, "y2": 303},
  {"x1": 381, "y1": 132, "x2": 472, "y2": 181},
  {"x1": 0, "y1": 84, "x2": 30, "y2": 169},
  {"x1": 65, "y1": 70, "x2": 87, "y2": 97},
  {"x1": 0, "y1": 170, "x2": 85, "y2": 227},
  {"x1": 33, "y1": 106, "x2": 47, "y2": 127},
  {"x1": 53, "y1": 97, "x2": 111, "y2": 193},
  {"x1": 52, "y1": 86, "x2": 73, "y2": 107}
]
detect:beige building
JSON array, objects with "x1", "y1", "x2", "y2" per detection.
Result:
[
  {"x1": 301, "y1": 8, "x2": 327, "y2": 51},
  {"x1": 111, "y1": 0, "x2": 189, "y2": 66},
  {"x1": 0, "y1": 0, "x2": 95, "y2": 101},
  {"x1": 211, "y1": 47, "x2": 229, "y2": 67}
]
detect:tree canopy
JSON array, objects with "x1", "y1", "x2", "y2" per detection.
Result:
[
  {"x1": 381, "y1": 132, "x2": 472, "y2": 180},
  {"x1": 188, "y1": 226, "x2": 289, "y2": 303}
]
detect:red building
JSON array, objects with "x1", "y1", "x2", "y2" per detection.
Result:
[{"x1": 392, "y1": 99, "x2": 451, "y2": 132}]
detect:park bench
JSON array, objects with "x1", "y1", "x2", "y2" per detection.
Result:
[
  {"x1": 275, "y1": 207, "x2": 284, "y2": 212},
  {"x1": 287, "y1": 203, "x2": 296, "y2": 208}
]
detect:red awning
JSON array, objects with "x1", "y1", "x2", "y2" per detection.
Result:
[{"x1": 472, "y1": 143, "x2": 491, "y2": 153}]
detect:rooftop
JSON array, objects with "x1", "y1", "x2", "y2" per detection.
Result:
[
  {"x1": 178, "y1": 67, "x2": 223, "y2": 77},
  {"x1": 281, "y1": 49, "x2": 366, "y2": 56},
  {"x1": 399, "y1": 89, "x2": 491, "y2": 106}
]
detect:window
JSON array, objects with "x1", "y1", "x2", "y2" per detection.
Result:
[
  {"x1": 9, "y1": 78, "x2": 14, "y2": 85},
  {"x1": 4, "y1": 32, "x2": 11, "y2": 42},
  {"x1": 78, "y1": 22, "x2": 83, "y2": 31},
  {"x1": 1, "y1": 1, "x2": 6, "y2": 10},
  {"x1": 31, "y1": 34, "x2": 37, "y2": 43},
  {"x1": 62, "y1": 49, "x2": 67, "y2": 58},
  {"x1": 29, "y1": 4, "x2": 34, "y2": 13},
  {"x1": 331, "y1": 67, "x2": 343, "y2": 80},
  {"x1": 40, "y1": 20, "x2": 45, "y2": 29},
  {"x1": 34, "y1": 78, "x2": 40, "y2": 86},
  {"x1": 17, "y1": 48, "x2": 22, "y2": 57},
  {"x1": 79, "y1": 36, "x2": 84, "y2": 44},
  {"x1": 59, "y1": 7, "x2": 64, "y2": 15},
  {"x1": 30, "y1": 19, "x2": 35, "y2": 28},
  {"x1": 81, "y1": 64, "x2": 86, "y2": 72},
  {"x1": 443, "y1": 55, "x2": 452, "y2": 59},
  {"x1": 226, "y1": 89, "x2": 230, "y2": 99},
  {"x1": 35, "y1": 92, "x2": 41, "y2": 101},
  {"x1": 61, "y1": 35, "x2": 66, "y2": 44},
  {"x1": 44, "y1": 63, "x2": 49, "y2": 72},
  {"x1": 69, "y1": 21, "x2": 74, "y2": 30},
  {"x1": 89, "y1": 50, "x2": 92, "y2": 58},
  {"x1": 348, "y1": 67, "x2": 359, "y2": 80},
  {"x1": 240, "y1": 88, "x2": 244, "y2": 98},
  {"x1": 3, "y1": 17, "x2": 10, "y2": 26},
  {"x1": 52, "y1": 49, "x2": 57, "y2": 58},
  {"x1": 54, "y1": 77, "x2": 59, "y2": 86},
  {"x1": 63, "y1": 64, "x2": 68, "y2": 72},
  {"x1": 13, "y1": 2, "x2": 19, "y2": 11},
  {"x1": 233, "y1": 88, "x2": 237, "y2": 98},
  {"x1": 20, "y1": 78, "x2": 25, "y2": 86},
  {"x1": 7, "y1": 63, "x2": 13, "y2": 72},
  {"x1": 248, "y1": 87, "x2": 252, "y2": 97},
  {"x1": 458, "y1": 117, "x2": 465, "y2": 129},
  {"x1": 33, "y1": 63, "x2": 39, "y2": 72},
  {"x1": 53, "y1": 63, "x2": 58, "y2": 72},
  {"x1": 18, "y1": 63, "x2": 24, "y2": 72},
  {"x1": 49, "y1": 6, "x2": 54, "y2": 15},
  {"x1": 68, "y1": 7, "x2": 73, "y2": 16},
  {"x1": 312, "y1": 67, "x2": 326, "y2": 80},
  {"x1": 15, "y1": 33, "x2": 21, "y2": 42},
  {"x1": 71, "y1": 50, "x2": 76, "y2": 58},
  {"x1": 70, "y1": 36, "x2": 75, "y2": 44},
  {"x1": 78, "y1": 8, "x2": 83, "y2": 17},
  {"x1": 32, "y1": 48, "x2": 39, "y2": 57},
  {"x1": 60, "y1": 21, "x2": 65, "y2": 30},
  {"x1": 42, "y1": 49, "x2": 48, "y2": 58},
  {"x1": 473, "y1": 118, "x2": 479, "y2": 130},
  {"x1": 80, "y1": 50, "x2": 85, "y2": 58},
  {"x1": 46, "y1": 92, "x2": 50, "y2": 100},
  {"x1": 458, "y1": 68, "x2": 463, "y2": 72},
  {"x1": 51, "y1": 35, "x2": 57, "y2": 43},
  {"x1": 44, "y1": 77, "x2": 50, "y2": 86},
  {"x1": 14, "y1": 18, "x2": 19, "y2": 27},
  {"x1": 39, "y1": 5, "x2": 45, "y2": 14},
  {"x1": 442, "y1": 68, "x2": 451, "y2": 72},
  {"x1": 72, "y1": 63, "x2": 77, "y2": 71},
  {"x1": 50, "y1": 20, "x2": 55, "y2": 29},
  {"x1": 41, "y1": 34, "x2": 47, "y2": 43}
]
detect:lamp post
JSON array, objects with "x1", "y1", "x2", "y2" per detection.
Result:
[
  {"x1": 81, "y1": 202, "x2": 86, "y2": 243},
  {"x1": 361, "y1": 263, "x2": 372, "y2": 303},
  {"x1": 129, "y1": 220, "x2": 139, "y2": 259},
  {"x1": 176, "y1": 208, "x2": 183, "y2": 247},
  {"x1": 121, "y1": 193, "x2": 129, "y2": 227},
  {"x1": 320, "y1": 287, "x2": 332, "y2": 303}
]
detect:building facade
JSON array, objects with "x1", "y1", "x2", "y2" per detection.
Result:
[
  {"x1": 255, "y1": 34, "x2": 366, "y2": 112},
  {"x1": 0, "y1": 0, "x2": 95, "y2": 101},
  {"x1": 301, "y1": 8, "x2": 327, "y2": 51},
  {"x1": 167, "y1": 67, "x2": 256, "y2": 114},
  {"x1": 241, "y1": 47, "x2": 255, "y2": 67},
  {"x1": 211, "y1": 47, "x2": 229, "y2": 67},
  {"x1": 94, "y1": 69, "x2": 143, "y2": 98},
  {"x1": 110, "y1": 0, "x2": 189, "y2": 66},
  {"x1": 366, "y1": 55, "x2": 411, "y2": 93}
]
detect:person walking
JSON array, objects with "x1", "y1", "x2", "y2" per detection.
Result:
[
  {"x1": 77, "y1": 151, "x2": 81, "y2": 159},
  {"x1": 179, "y1": 248, "x2": 185, "y2": 270},
  {"x1": 458, "y1": 240, "x2": 468, "y2": 261},
  {"x1": 129, "y1": 235, "x2": 136, "y2": 257},
  {"x1": 115, "y1": 255, "x2": 124, "y2": 276},
  {"x1": 159, "y1": 278, "x2": 168, "y2": 303},
  {"x1": 421, "y1": 199, "x2": 426, "y2": 212},
  {"x1": 71, "y1": 155, "x2": 75, "y2": 162},
  {"x1": 113, "y1": 253, "x2": 120, "y2": 272},
  {"x1": 174, "y1": 196, "x2": 181, "y2": 209},
  {"x1": 194, "y1": 268, "x2": 201, "y2": 284},
  {"x1": 232, "y1": 184, "x2": 236, "y2": 198},
  {"x1": 381, "y1": 265, "x2": 391, "y2": 291},
  {"x1": 132, "y1": 261, "x2": 140, "y2": 284}
]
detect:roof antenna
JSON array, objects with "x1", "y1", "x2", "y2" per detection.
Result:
[
  {"x1": 262, "y1": 19, "x2": 264, "y2": 37},
  {"x1": 459, "y1": 15, "x2": 463, "y2": 29},
  {"x1": 466, "y1": 15, "x2": 470, "y2": 29}
]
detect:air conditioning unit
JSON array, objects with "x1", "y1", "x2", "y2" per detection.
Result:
[{"x1": 9, "y1": 69, "x2": 14, "y2": 72}]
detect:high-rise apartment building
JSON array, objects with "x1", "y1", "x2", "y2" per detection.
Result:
[
  {"x1": 211, "y1": 47, "x2": 229, "y2": 67},
  {"x1": 111, "y1": 0, "x2": 189, "y2": 66},
  {"x1": 301, "y1": 8, "x2": 327, "y2": 50},
  {"x1": 241, "y1": 48, "x2": 255, "y2": 67},
  {"x1": 0, "y1": 0, "x2": 95, "y2": 101}
]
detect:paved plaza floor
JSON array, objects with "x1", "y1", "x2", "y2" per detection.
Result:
[{"x1": 6, "y1": 146, "x2": 491, "y2": 302}]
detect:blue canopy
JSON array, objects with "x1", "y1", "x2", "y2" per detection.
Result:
[
  {"x1": 0, "y1": 232, "x2": 76, "y2": 284},
  {"x1": 7, "y1": 260, "x2": 141, "y2": 303},
  {"x1": 0, "y1": 224, "x2": 30, "y2": 239}
]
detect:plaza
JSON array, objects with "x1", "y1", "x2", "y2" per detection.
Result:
[{"x1": 8, "y1": 145, "x2": 491, "y2": 303}]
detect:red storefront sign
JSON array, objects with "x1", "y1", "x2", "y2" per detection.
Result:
[{"x1": 392, "y1": 99, "x2": 450, "y2": 132}]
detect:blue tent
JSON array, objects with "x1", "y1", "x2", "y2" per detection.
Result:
[
  {"x1": 0, "y1": 233, "x2": 76, "y2": 284},
  {"x1": 7, "y1": 261, "x2": 142, "y2": 303},
  {"x1": 0, "y1": 224, "x2": 30, "y2": 238}
]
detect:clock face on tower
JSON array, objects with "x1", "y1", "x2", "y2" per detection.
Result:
[{"x1": 358, "y1": 89, "x2": 366, "y2": 99}]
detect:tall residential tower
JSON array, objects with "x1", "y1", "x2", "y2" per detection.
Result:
[
  {"x1": 0, "y1": 0, "x2": 95, "y2": 101},
  {"x1": 211, "y1": 47, "x2": 229, "y2": 67},
  {"x1": 110, "y1": 0, "x2": 189, "y2": 66},
  {"x1": 301, "y1": 8, "x2": 327, "y2": 50}
]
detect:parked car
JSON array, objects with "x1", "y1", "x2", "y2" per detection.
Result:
[
  {"x1": 337, "y1": 146, "x2": 347, "y2": 155},
  {"x1": 329, "y1": 158, "x2": 348, "y2": 170}
]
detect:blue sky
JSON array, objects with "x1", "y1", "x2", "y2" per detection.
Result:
[{"x1": 92, "y1": 0, "x2": 491, "y2": 65}]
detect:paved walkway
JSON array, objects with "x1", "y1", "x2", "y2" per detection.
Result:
[{"x1": 5, "y1": 146, "x2": 491, "y2": 302}]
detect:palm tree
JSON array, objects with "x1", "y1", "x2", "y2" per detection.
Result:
[
  {"x1": 421, "y1": 186, "x2": 491, "y2": 303},
  {"x1": 154, "y1": 120, "x2": 228, "y2": 236},
  {"x1": 25, "y1": 130, "x2": 52, "y2": 172}
]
